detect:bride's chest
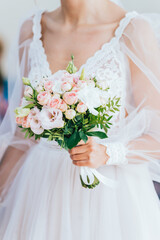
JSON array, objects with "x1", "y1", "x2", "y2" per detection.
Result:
[{"x1": 28, "y1": 42, "x2": 129, "y2": 120}]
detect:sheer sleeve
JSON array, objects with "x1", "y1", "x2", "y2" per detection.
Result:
[
  {"x1": 104, "y1": 14, "x2": 160, "y2": 183},
  {"x1": 0, "y1": 12, "x2": 37, "y2": 199}
]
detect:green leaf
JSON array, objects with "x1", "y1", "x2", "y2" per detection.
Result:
[
  {"x1": 25, "y1": 96, "x2": 33, "y2": 101},
  {"x1": 29, "y1": 131, "x2": 34, "y2": 138},
  {"x1": 86, "y1": 131, "x2": 107, "y2": 139},
  {"x1": 25, "y1": 130, "x2": 30, "y2": 138},
  {"x1": 79, "y1": 131, "x2": 88, "y2": 143},
  {"x1": 113, "y1": 107, "x2": 120, "y2": 111},
  {"x1": 106, "y1": 116, "x2": 113, "y2": 121},
  {"x1": 24, "y1": 103, "x2": 35, "y2": 109},
  {"x1": 67, "y1": 131, "x2": 81, "y2": 149}
]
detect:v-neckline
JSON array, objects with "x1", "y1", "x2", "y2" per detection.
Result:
[{"x1": 36, "y1": 10, "x2": 135, "y2": 77}]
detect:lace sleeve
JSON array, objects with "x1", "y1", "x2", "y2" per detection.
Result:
[{"x1": 103, "y1": 15, "x2": 160, "y2": 183}]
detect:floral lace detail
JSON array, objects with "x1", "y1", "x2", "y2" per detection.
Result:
[
  {"x1": 105, "y1": 142, "x2": 128, "y2": 165},
  {"x1": 28, "y1": 10, "x2": 138, "y2": 122},
  {"x1": 28, "y1": 10, "x2": 52, "y2": 87}
]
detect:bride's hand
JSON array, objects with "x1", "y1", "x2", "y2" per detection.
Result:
[{"x1": 68, "y1": 137, "x2": 109, "y2": 168}]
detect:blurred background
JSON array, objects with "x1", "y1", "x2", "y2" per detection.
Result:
[{"x1": 0, "y1": 0, "x2": 160, "y2": 197}]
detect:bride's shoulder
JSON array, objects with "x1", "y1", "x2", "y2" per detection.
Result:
[
  {"x1": 124, "y1": 12, "x2": 154, "y2": 37},
  {"x1": 19, "y1": 16, "x2": 34, "y2": 45}
]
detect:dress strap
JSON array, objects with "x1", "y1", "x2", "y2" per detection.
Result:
[
  {"x1": 32, "y1": 9, "x2": 45, "y2": 41},
  {"x1": 115, "y1": 11, "x2": 138, "y2": 41}
]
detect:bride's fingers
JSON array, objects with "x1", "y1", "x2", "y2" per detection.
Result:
[
  {"x1": 69, "y1": 145, "x2": 89, "y2": 155},
  {"x1": 70, "y1": 152, "x2": 89, "y2": 161},
  {"x1": 72, "y1": 160, "x2": 91, "y2": 167}
]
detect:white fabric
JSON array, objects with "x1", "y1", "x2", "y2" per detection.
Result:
[
  {"x1": 105, "y1": 142, "x2": 128, "y2": 165},
  {"x1": 0, "y1": 6, "x2": 160, "y2": 240}
]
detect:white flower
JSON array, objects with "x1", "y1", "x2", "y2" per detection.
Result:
[
  {"x1": 24, "y1": 86, "x2": 33, "y2": 97},
  {"x1": 28, "y1": 107, "x2": 44, "y2": 134},
  {"x1": 77, "y1": 86, "x2": 103, "y2": 115},
  {"x1": 38, "y1": 107, "x2": 64, "y2": 129},
  {"x1": 96, "y1": 80, "x2": 108, "y2": 90}
]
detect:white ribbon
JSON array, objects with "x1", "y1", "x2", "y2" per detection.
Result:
[{"x1": 80, "y1": 167, "x2": 118, "y2": 188}]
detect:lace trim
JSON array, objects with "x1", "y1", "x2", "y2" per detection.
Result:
[
  {"x1": 30, "y1": 10, "x2": 138, "y2": 78},
  {"x1": 115, "y1": 11, "x2": 138, "y2": 40},
  {"x1": 106, "y1": 142, "x2": 128, "y2": 165}
]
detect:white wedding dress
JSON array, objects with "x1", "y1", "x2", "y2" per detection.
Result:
[{"x1": 0, "y1": 9, "x2": 160, "y2": 240}]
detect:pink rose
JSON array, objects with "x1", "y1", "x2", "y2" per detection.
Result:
[
  {"x1": 22, "y1": 116, "x2": 31, "y2": 128},
  {"x1": 63, "y1": 92, "x2": 78, "y2": 105},
  {"x1": 76, "y1": 102, "x2": 88, "y2": 113},
  {"x1": 61, "y1": 81, "x2": 72, "y2": 92},
  {"x1": 24, "y1": 86, "x2": 33, "y2": 97},
  {"x1": 38, "y1": 107, "x2": 64, "y2": 129},
  {"x1": 59, "y1": 100, "x2": 68, "y2": 112},
  {"x1": 65, "y1": 109, "x2": 76, "y2": 120},
  {"x1": 37, "y1": 91, "x2": 51, "y2": 105},
  {"x1": 72, "y1": 86, "x2": 79, "y2": 93},
  {"x1": 16, "y1": 117, "x2": 23, "y2": 125},
  {"x1": 44, "y1": 81, "x2": 54, "y2": 92},
  {"x1": 48, "y1": 98, "x2": 61, "y2": 109}
]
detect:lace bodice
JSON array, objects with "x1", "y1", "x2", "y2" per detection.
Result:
[{"x1": 28, "y1": 10, "x2": 138, "y2": 124}]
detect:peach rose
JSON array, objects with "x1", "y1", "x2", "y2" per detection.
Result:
[
  {"x1": 37, "y1": 91, "x2": 51, "y2": 105},
  {"x1": 76, "y1": 102, "x2": 88, "y2": 113},
  {"x1": 59, "y1": 100, "x2": 68, "y2": 112},
  {"x1": 61, "y1": 81, "x2": 72, "y2": 92},
  {"x1": 44, "y1": 81, "x2": 54, "y2": 92},
  {"x1": 16, "y1": 117, "x2": 24, "y2": 125},
  {"x1": 65, "y1": 109, "x2": 76, "y2": 120},
  {"x1": 22, "y1": 116, "x2": 31, "y2": 128},
  {"x1": 48, "y1": 98, "x2": 61, "y2": 109},
  {"x1": 63, "y1": 92, "x2": 78, "y2": 105}
]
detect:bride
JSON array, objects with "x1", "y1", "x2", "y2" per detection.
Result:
[{"x1": 0, "y1": 0, "x2": 160, "y2": 239}]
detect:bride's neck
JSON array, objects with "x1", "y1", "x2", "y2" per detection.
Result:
[{"x1": 60, "y1": 0, "x2": 109, "y2": 25}]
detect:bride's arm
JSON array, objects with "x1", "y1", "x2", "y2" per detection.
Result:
[
  {"x1": 69, "y1": 16, "x2": 160, "y2": 169},
  {"x1": 0, "y1": 17, "x2": 34, "y2": 196}
]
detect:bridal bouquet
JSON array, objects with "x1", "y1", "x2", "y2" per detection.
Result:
[{"x1": 15, "y1": 56, "x2": 120, "y2": 189}]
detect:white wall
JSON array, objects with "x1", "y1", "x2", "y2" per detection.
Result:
[{"x1": 0, "y1": 0, "x2": 160, "y2": 74}]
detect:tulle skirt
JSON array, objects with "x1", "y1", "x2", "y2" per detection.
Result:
[{"x1": 0, "y1": 140, "x2": 160, "y2": 240}]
